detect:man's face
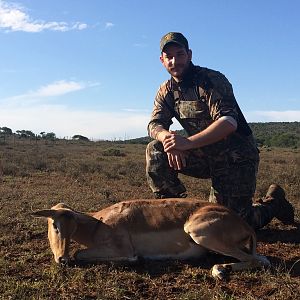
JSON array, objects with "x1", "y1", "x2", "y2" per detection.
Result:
[{"x1": 160, "y1": 43, "x2": 192, "y2": 81}]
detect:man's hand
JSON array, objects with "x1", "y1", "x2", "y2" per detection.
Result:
[
  {"x1": 163, "y1": 132, "x2": 188, "y2": 170},
  {"x1": 162, "y1": 118, "x2": 237, "y2": 153},
  {"x1": 163, "y1": 133, "x2": 192, "y2": 152},
  {"x1": 156, "y1": 130, "x2": 189, "y2": 170},
  {"x1": 156, "y1": 130, "x2": 187, "y2": 170},
  {"x1": 166, "y1": 149, "x2": 187, "y2": 170}
]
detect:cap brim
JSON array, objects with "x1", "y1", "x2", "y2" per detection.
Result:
[{"x1": 161, "y1": 41, "x2": 186, "y2": 52}]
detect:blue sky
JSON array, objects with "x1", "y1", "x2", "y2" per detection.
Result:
[{"x1": 0, "y1": 0, "x2": 299, "y2": 140}]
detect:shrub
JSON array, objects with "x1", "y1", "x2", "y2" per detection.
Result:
[
  {"x1": 102, "y1": 148, "x2": 126, "y2": 157},
  {"x1": 72, "y1": 135, "x2": 90, "y2": 141}
]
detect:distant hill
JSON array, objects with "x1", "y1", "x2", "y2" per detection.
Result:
[
  {"x1": 126, "y1": 122, "x2": 300, "y2": 148},
  {"x1": 1, "y1": 122, "x2": 299, "y2": 148},
  {"x1": 249, "y1": 122, "x2": 300, "y2": 148}
]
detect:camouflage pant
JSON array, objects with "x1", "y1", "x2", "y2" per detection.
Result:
[{"x1": 146, "y1": 140, "x2": 273, "y2": 230}]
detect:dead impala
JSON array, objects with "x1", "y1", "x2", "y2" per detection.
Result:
[{"x1": 32, "y1": 198, "x2": 270, "y2": 280}]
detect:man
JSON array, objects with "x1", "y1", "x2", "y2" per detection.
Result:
[{"x1": 146, "y1": 32, "x2": 294, "y2": 229}]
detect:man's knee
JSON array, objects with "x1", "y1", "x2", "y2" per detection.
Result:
[
  {"x1": 146, "y1": 140, "x2": 165, "y2": 161},
  {"x1": 146, "y1": 140, "x2": 167, "y2": 170}
]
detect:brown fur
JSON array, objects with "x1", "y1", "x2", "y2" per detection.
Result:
[{"x1": 32, "y1": 198, "x2": 270, "y2": 280}]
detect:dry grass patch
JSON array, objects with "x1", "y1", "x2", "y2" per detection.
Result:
[{"x1": 0, "y1": 140, "x2": 299, "y2": 299}]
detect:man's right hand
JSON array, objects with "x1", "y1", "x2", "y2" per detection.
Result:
[
  {"x1": 156, "y1": 129, "x2": 187, "y2": 170},
  {"x1": 166, "y1": 149, "x2": 187, "y2": 171}
]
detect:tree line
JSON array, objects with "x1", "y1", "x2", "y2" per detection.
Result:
[
  {"x1": 125, "y1": 122, "x2": 300, "y2": 148},
  {"x1": 1, "y1": 122, "x2": 299, "y2": 148},
  {"x1": 0, "y1": 127, "x2": 89, "y2": 141},
  {"x1": 0, "y1": 127, "x2": 57, "y2": 140},
  {"x1": 249, "y1": 122, "x2": 300, "y2": 148}
]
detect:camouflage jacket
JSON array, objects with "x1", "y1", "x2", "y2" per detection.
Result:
[{"x1": 147, "y1": 63, "x2": 258, "y2": 162}]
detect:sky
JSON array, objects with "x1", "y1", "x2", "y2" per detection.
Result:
[{"x1": 0, "y1": 0, "x2": 299, "y2": 140}]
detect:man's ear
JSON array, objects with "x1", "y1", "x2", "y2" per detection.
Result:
[
  {"x1": 188, "y1": 49, "x2": 192, "y2": 60},
  {"x1": 160, "y1": 54, "x2": 164, "y2": 64}
]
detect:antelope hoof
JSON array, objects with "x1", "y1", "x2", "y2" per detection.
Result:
[{"x1": 211, "y1": 265, "x2": 230, "y2": 280}]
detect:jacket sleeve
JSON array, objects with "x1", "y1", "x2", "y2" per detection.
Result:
[
  {"x1": 147, "y1": 82, "x2": 174, "y2": 139},
  {"x1": 203, "y1": 71, "x2": 239, "y2": 122}
]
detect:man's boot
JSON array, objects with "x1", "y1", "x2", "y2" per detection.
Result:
[{"x1": 260, "y1": 184, "x2": 295, "y2": 225}]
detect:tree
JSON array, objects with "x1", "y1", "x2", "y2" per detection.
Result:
[
  {"x1": 72, "y1": 134, "x2": 89, "y2": 141},
  {"x1": 0, "y1": 127, "x2": 13, "y2": 135},
  {"x1": 16, "y1": 130, "x2": 35, "y2": 139},
  {"x1": 44, "y1": 132, "x2": 56, "y2": 140}
]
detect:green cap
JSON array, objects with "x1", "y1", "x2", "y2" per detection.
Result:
[{"x1": 160, "y1": 32, "x2": 189, "y2": 52}]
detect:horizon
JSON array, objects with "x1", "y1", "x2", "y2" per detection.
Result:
[{"x1": 1, "y1": 120, "x2": 299, "y2": 141}]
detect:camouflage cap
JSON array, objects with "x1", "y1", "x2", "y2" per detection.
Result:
[{"x1": 160, "y1": 32, "x2": 189, "y2": 52}]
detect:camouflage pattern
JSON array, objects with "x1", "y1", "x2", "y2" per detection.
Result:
[
  {"x1": 160, "y1": 32, "x2": 189, "y2": 52},
  {"x1": 146, "y1": 64, "x2": 275, "y2": 229},
  {"x1": 146, "y1": 140, "x2": 274, "y2": 229},
  {"x1": 148, "y1": 64, "x2": 252, "y2": 141}
]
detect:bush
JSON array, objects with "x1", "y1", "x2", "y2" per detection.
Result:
[
  {"x1": 102, "y1": 148, "x2": 126, "y2": 157},
  {"x1": 72, "y1": 135, "x2": 90, "y2": 141},
  {"x1": 270, "y1": 133, "x2": 299, "y2": 148}
]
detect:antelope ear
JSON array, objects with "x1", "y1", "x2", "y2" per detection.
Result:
[
  {"x1": 51, "y1": 202, "x2": 73, "y2": 210},
  {"x1": 31, "y1": 209, "x2": 57, "y2": 219}
]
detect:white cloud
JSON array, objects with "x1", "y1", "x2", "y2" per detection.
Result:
[
  {"x1": 105, "y1": 22, "x2": 114, "y2": 29},
  {"x1": 246, "y1": 110, "x2": 300, "y2": 122},
  {"x1": 75, "y1": 22, "x2": 87, "y2": 30},
  {"x1": 2, "y1": 105, "x2": 298, "y2": 141},
  {"x1": 32, "y1": 80, "x2": 87, "y2": 97},
  {"x1": 0, "y1": 79, "x2": 149, "y2": 139},
  {"x1": 0, "y1": 104, "x2": 150, "y2": 140},
  {"x1": 0, "y1": 0, "x2": 87, "y2": 32},
  {"x1": 2, "y1": 80, "x2": 99, "y2": 105}
]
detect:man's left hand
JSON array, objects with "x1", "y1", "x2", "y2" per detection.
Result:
[{"x1": 163, "y1": 133, "x2": 192, "y2": 152}]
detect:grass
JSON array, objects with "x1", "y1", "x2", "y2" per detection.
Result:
[{"x1": 0, "y1": 139, "x2": 299, "y2": 299}]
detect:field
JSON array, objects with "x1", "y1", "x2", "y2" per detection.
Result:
[{"x1": 0, "y1": 139, "x2": 299, "y2": 300}]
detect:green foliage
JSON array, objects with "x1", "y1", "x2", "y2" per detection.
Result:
[
  {"x1": 250, "y1": 122, "x2": 300, "y2": 148},
  {"x1": 41, "y1": 132, "x2": 56, "y2": 140},
  {"x1": 1, "y1": 122, "x2": 299, "y2": 148},
  {"x1": 267, "y1": 133, "x2": 298, "y2": 148},
  {"x1": 125, "y1": 122, "x2": 300, "y2": 148},
  {"x1": 0, "y1": 126, "x2": 13, "y2": 135},
  {"x1": 16, "y1": 129, "x2": 35, "y2": 139}
]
